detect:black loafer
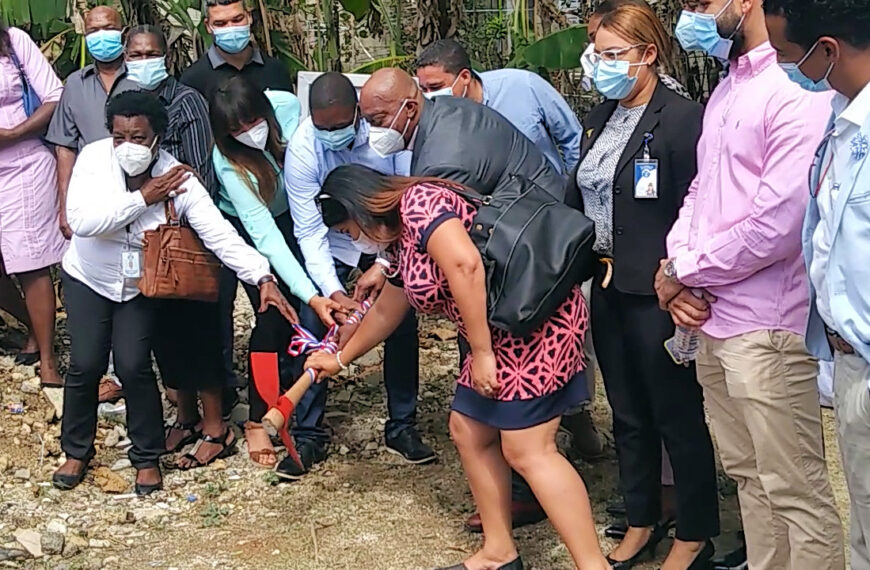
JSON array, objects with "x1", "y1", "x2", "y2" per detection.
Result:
[
  {"x1": 606, "y1": 524, "x2": 668, "y2": 569},
  {"x1": 135, "y1": 467, "x2": 163, "y2": 496},
  {"x1": 275, "y1": 439, "x2": 327, "y2": 481}
]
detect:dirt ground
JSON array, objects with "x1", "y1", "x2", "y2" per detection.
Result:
[{"x1": 0, "y1": 294, "x2": 851, "y2": 570}]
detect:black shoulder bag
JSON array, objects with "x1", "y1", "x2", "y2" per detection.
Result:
[{"x1": 452, "y1": 175, "x2": 596, "y2": 338}]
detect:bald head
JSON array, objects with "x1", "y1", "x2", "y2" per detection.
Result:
[
  {"x1": 85, "y1": 6, "x2": 123, "y2": 34},
  {"x1": 360, "y1": 68, "x2": 423, "y2": 147}
]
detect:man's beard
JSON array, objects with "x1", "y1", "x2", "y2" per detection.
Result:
[{"x1": 717, "y1": 5, "x2": 746, "y2": 59}]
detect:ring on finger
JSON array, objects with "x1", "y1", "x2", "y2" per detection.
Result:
[{"x1": 168, "y1": 190, "x2": 177, "y2": 198}]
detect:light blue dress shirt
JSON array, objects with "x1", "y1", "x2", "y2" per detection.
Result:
[
  {"x1": 480, "y1": 69, "x2": 582, "y2": 174},
  {"x1": 803, "y1": 84, "x2": 870, "y2": 370},
  {"x1": 284, "y1": 117, "x2": 411, "y2": 298}
]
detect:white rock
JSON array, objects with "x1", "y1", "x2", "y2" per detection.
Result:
[
  {"x1": 40, "y1": 531, "x2": 64, "y2": 555},
  {"x1": 103, "y1": 430, "x2": 120, "y2": 448},
  {"x1": 42, "y1": 387, "x2": 64, "y2": 420},
  {"x1": 110, "y1": 458, "x2": 131, "y2": 471},
  {"x1": 364, "y1": 442, "x2": 378, "y2": 451},
  {"x1": 88, "y1": 539, "x2": 110, "y2": 548},
  {"x1": 338, "y1": 445, "x2": 350, "y2": 455},
  {"x1": 115, "y1": 438, "x2": 132, "y2": 449},
  {"x1": 46, "y1": 519, "x2": 67, "y2": 535},
  {"x1": 14, "y1": 529, "x2": 42, "y2": 557},
  {"x1": 19, "y1": 379, "x2": 40, "y2": 394},
  {"x1": 13, "y1": 468, "x2": 30, "y2": 480}
]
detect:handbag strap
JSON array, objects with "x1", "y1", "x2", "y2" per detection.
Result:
[
  {"x1": 7, "y1": 49, "x2": 30, "y2": 91},
  {"x1": 164, "y1": 199, "x2": 182, "y2": 227}
]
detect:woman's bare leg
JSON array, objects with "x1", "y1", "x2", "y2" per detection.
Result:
[
  {"x1": 17, "y1": 268, "x2": 62, "y2": 386},
  {"x1": 450, "y1": 412, "x2": 518, "y2": 569},
  {"x1": 501, "y1": 416, "x2": 609, "y2": 570}
]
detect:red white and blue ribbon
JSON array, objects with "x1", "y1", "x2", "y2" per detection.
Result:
[{"x1": 287, "y1": 299, "x2": 373, "y2": 381}]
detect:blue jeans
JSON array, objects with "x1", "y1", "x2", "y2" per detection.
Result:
[{"x1": 292, "y1": 261, "x2": 421, "y2": 445}]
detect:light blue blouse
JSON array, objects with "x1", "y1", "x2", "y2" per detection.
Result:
[{"x1": 214, "y1": 90, "x2": 318, "y2": 303}]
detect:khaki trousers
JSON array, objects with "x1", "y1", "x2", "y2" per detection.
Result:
[
  {"x1": 697, "y1": 330, "x2": 844, "y2": 570},
  {"x1": 834, "y1": 351, "x2": 870, "y2": 570}
]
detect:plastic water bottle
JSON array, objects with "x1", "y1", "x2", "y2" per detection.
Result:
[
  {"x1": 664, "y1": 288, "x2": 703, "y2": 365},
  {"x1": 664, "y1": 326, "x2": 700, "y2": 366}
]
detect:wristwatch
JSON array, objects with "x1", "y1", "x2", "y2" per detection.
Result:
[
  {"x1": 663, "y1": 258, "x2": 678, "y2": 280},
  {"x1": 257, "y1": 274, "x2": 277, "y2": 288}
]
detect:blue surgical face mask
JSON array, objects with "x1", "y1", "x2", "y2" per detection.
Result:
[
  {"x1": 126, "y1": 57, "x2": 169, "y2": 91},
  {"x1": 779, "y1": 41, "x2": 834, "y2": 93},
  {"x1": 315, "y1": 123, "x2": 357, "y2": 151},
  {"x1": 593, "y1": 57, "x2": 646, "y2": 100},
  {"x1": 213, "y1": 24, "x2": 251, "y2": 54},
  {"x1": 86, "y1": 30, "x2": 123, "y2": 63},
  {"x1": 675, "y1": 0, "x2": 744, "y2": 61}
]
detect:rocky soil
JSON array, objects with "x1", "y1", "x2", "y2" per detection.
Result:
[{"x1": 0, "y1": 292, "x2": 850, "y2": 569}]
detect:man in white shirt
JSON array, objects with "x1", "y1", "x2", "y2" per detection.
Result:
[
  {"x1": 768, "y1": 0, "x2": 870, "y2": 566},
  {"x1": 282, "y1": 72, "x2": 434, "y2": 478}
]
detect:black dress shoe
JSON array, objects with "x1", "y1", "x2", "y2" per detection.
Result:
[
  {"x1": 607, "y1": 517, "x2": 675, "y2": 541},
  {"x1": 275, "y1": 439, "x2": 327, "y2": 481},
  {"x1": 15, "y1": 351, "x2": 39, "y2": 366},
  {"x1": 385, "y1": 427, "x2": 436, "y2": 464},
  {"x1": 606, "y1": 524, "x2": 668, "y2": 569},
  {"x1": 435, "y1": 557, "x2": 523, "y2": 570}
]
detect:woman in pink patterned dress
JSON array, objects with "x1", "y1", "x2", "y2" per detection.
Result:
[
  {"x1": 304, "y1": 164, "x2": 609, "y2": 570},
  {"x1": 0, "y1": 25, "x2": 66, "y2": 386}
]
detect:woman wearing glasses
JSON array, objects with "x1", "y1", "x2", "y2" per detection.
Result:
[{"x1": 569, "y1": 4, "x2": 719, "y2": 569}]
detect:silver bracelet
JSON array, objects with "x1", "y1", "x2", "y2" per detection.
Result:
[{"x1": 335, "y1": 350, "x2": 349, "y2": 371}]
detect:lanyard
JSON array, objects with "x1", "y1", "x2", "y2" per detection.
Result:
[{"x1": 811, "y1": 128, "x2": 836, "y2": 199}]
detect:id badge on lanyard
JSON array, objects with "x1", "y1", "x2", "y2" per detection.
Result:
[
  {"x1": 121, "y1": 225, "x2": 142, "y2": 279},
  {"x1": 634, "y1": 133, "x2": 659, "y2": 200}
]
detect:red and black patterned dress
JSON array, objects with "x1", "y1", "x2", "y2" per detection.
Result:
[{"x1": 395, "y1": 182, "x2": 590, "y2": 429}]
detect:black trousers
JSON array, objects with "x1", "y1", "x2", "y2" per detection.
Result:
[
  {"x1": 60, "y1": 271, "x2": 165, "y2": 468},
  {"x1": 224, "y1": 212, "x2": 304, "y2": 421},
  {"x1": 591, "y1": 273, "x2": 719, "y2": 540}
]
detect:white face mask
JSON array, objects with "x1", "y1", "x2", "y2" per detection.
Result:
[
  {"x1": 580, "y1": 43, "x2": 596, "y2": 91},
  {"x1": 234, "y1": 121, "x2": 270, "y2": 150},
  {"x1": 352, "y1": 233, "x2": 381, "y2": 255},
  {"x1": 115, "y1": 138, "x2": 158, "y2": 176},
  {"x1": 368, "y1": 99, "x2": 410, "y2": 158}
]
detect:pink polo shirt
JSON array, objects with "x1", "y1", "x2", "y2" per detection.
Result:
[{"x1": 666, "y1": 42, "x2": 832, "y2": 340}]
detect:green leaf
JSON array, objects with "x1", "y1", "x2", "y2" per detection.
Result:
[
  {"x1": 338, "y1": 0, "x2": 371, "y2": 19},
  {"x1": 350, "y1": 55, "x2": 410, "y2": 74},
  {"x1": 520, "y1": 25, "x2": 588, "y2": 71},
  {"x1": 0, "y1": 0, "x2": 32, "y2": 27},
  {"x1": 29, "y1": 0, "x2": 65, "y2": 32}
]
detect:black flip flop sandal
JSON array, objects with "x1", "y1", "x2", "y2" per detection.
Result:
[{"x1": 175, "y1": 429, "x2": 237, "y2": 470}]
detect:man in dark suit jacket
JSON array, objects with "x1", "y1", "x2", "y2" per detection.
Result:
[
  {"x1": 358, "y1": 68, "x2": 565, "y2": 198},
  {"x1": 360, "y1": 67, "x2": 589, "y2": 531}
]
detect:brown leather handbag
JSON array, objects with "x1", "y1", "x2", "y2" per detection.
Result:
[{"x1": 138, "y1": 200, "x2": 221, "y2": 303}]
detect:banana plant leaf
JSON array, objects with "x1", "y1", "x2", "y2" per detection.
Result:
[
  {"x1": 519, "y1": 25, "x2": 588, "y2": 71},
  {"x1": 0, "y1": 0, "x2": 32, "y2": 27},
  {"x1": 350, "y1": 55, "x2": 411, "y2": 74},
  {"x1": 338, "y1": 0, "x2": 371, "y2": 20}
]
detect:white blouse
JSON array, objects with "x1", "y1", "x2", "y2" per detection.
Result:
[{"x1": 63, "y1": 137, "x2": 270, "y2": 302}]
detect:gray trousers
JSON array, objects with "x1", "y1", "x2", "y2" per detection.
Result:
[{"x1": 834, "y1": 351, "x2": 870, "y2": 570}]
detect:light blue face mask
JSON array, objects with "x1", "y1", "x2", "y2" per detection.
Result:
[
  {"x1": 779, "y1": 41, "x2": 834, "y2": 93},
  {"x1": 423, "y1": 74, "x2": 466, "y2": 99},
  {"x1": 593, "y1": 60, "x2": 641, "y2": 100},
  {"x1": 675, "y1": 0, "x2": 744, "y2": 61},
  {"x1": 126, "y1": 57, "x2": 169, "y2": 91},
  {"x1": 315, "y1": 123, "x2": 357, "y2": 151},
  {"x1": 213, "y1": 24, "x2": 251, "y2": 54},
  {"x1": 86, "y1": 30, "x2": 123, "y2": 63}
]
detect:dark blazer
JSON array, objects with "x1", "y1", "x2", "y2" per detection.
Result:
[
  {"x1": 567, "y1": 81, "x2": 703, "y2": 296},
  {"x1": 410, "y1": 96, "x2": 566, "y2": 199}
]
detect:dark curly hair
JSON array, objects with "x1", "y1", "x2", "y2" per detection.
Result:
[
  {"x1": 0, "y1": 22, "x2": 10, "y2": 58},
  {"x1": 105, "y1": 90, "x2": 169, "y2": 136},
  {"x1": 766, "y1": 0, "x2": 870, "y2": 50}
]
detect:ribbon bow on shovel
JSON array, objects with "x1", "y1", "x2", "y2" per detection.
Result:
[{"x1": 250, "y1": 300, "x2": 372, "y2": 469}]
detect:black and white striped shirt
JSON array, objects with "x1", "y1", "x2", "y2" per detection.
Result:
[{"x1": 157, "y1": 77, "x2": 217, "y2": 198}]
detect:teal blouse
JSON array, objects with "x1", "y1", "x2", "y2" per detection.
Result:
[{"x1": 214, "y1": 90, "x2": 318, "y2": 303}]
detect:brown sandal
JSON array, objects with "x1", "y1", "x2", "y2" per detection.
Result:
[{"x1": 244, "y1": 421, "x2": 277, "y2": 468}]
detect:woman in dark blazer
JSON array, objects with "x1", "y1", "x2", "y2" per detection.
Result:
[{"x1": 569, "y1": 4, "x2": 719, "y2": 570}]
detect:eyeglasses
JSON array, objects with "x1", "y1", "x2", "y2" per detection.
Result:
[{"x1": 586, "y1": 44, "x2": 646, "y2": 66}]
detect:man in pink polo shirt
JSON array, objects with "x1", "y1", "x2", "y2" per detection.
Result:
[{"x1": 654, "y1": 0, "x2": 844, "y2": 568}]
